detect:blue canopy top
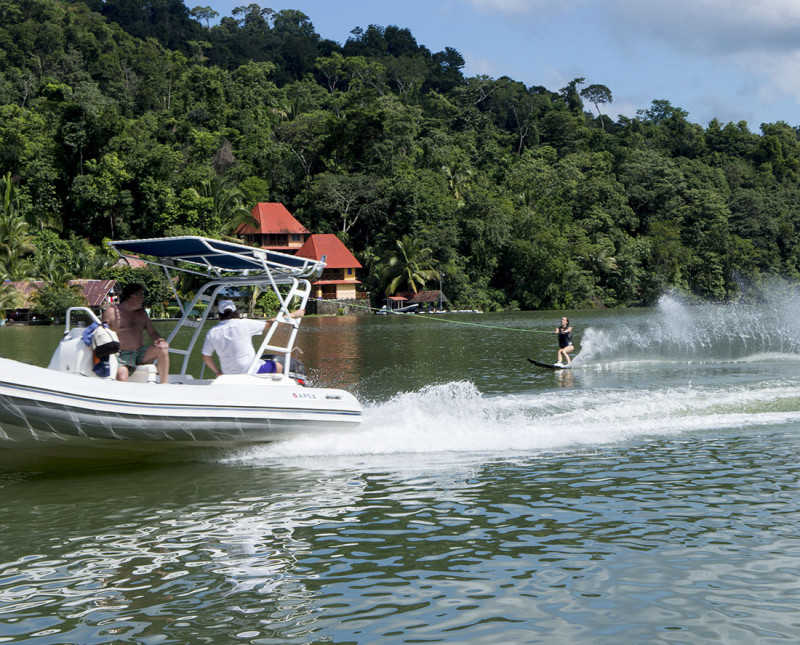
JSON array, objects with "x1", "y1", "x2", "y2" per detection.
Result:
[{"x1": 109, "y1": 236, "x2": 325, "y2": 278}]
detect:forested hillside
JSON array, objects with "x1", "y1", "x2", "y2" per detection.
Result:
[{"x1": 2, "y1": 0, "x2": 800, "y2": 311}]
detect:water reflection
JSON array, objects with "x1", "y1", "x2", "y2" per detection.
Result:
[
  {"x1": 0, "y1": 464, "x2": 367, "y2": 643},
  {"x1": 302, "y1": 316, "x2": 363, "y2": 390},
  {"x1": 555, "y1": 368, "x2": 575, "y2": 388},
  {"x1": 2, "y1": 430, "x2": 800, "y2": 642}
]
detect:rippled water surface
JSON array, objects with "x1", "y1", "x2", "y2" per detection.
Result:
[{"x1": 3, "y1": 294, "x2": 800, "y2": 643}]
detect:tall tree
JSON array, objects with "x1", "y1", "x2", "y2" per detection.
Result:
[
  {"x1": 0, "y1": 172, "x2": 35, "y2": 279},
  {"x1": 580, "y1": 83, "x2": 613, "y2": 131},
  {"x1": 560, "y1": 77, "x2": 585, "y2": 114},
  {"x1": 383, "y1": 234, "x2": 439, "y2": 295},
  {"x1": 189, "y1": 5, "x2": 218, "y2": 29}
]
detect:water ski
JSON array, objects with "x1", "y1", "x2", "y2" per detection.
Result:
[{"x1": 528, "y1": 358, "x2": 570, "y2": 370}]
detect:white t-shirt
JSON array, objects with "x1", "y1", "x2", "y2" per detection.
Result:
[{"x1": 201, "y1": 318, "x2": 267, "y2": 374}]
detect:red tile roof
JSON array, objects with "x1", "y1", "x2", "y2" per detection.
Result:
[
  {"x1": 68, "y1": 279, "x2": 117, "y2": 307},
  {"x1": 295, "y1": 234, "x2": 362, "y2": 269},
  {"x1": 5, "y1": 281, "x2": 45, "y2": 308},
  {"x1": 5, "y1": 280, "x2": 116, "y2": 308},
  {"x1": 235, "y1": 203, "x2": 310, "y2": 235},
  {"x1": 114, "y1": 254, "x2": 147, "y2": 268}
]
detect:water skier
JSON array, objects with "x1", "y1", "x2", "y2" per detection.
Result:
[{"x1": 555, "y1": 317, "x2": 574, "y2": 366}]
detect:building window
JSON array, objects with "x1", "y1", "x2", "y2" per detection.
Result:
[{"x1": 347, "y1": 268, "x2": 353, "y2": 275}]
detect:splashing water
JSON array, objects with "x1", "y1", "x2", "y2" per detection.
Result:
[
  {"x1": 221, "y1": 375, "x2": 800, "y2": 467},
  {"x1": 578, "y1": 289, "x2": 800, "y2": 364},
  {"x1": 217, "y1": 288, "x2": 800, "y2": 468}
]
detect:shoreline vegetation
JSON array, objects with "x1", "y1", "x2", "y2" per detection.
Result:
[{"x1": 3, "y1": 0, "x2": 800, "y2": 317}]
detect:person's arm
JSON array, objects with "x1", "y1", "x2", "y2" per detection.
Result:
[
  {"x1": 102, "y1": 305, "x2": 117, "y2": 329},
  {"x1": 202, "y1": 354, "x2": 221, "y2": 377},
  {"x1": 268, "y1": 308, "x2": 305, "y2": 324},
  {"x1": 144, "y1": 313, "x2": 169, "y2": 348}
]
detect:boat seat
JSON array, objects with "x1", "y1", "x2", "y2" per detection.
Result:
[
  {"x1": 48, "y1": 335, "x2": 119, "y2": 379},
  {"x1": 127, "y1": 364, "x2": 159, "y2": 384},
  {"x1": 49, "y1": 333, "x2": 158, "y2": 382}
]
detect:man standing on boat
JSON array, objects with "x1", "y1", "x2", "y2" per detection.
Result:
[
  {"x1": 201, "y1": 300, "x2": 303, "y2": 376},
  {"x1": 102, "y1": 283, "x2": 170, "y2": 383}
]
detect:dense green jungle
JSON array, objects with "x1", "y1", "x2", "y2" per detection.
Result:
[{"x1": 3, "y1": 0, "x2": 800, "y2": 313}]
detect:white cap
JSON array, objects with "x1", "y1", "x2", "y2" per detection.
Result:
[{"x1": 218, "y1": 300, "x2": 236, "y2": 314}]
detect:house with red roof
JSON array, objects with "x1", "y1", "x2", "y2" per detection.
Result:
[
  {"x1": 4, "y1": 280, "x2": 116, "y2": 322},
  {"x1": 235, "y1": 203, "x2": 309, "y2": 252},
  {"x1": 114, "y1": 254, "x2": 147, "y2": 269},
  {"x1": 295, "y1": 234, "x2": 363, "y2": 302},
  {"x1": 234, "y1": 203, "x2": 368, "y2": 313}
]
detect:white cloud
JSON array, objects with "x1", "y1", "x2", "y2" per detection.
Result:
[
  {"x1": 458, "y1": 0, "x2": 800, "y2": 126},
  {"x1": 463, "y1": 52, "x2": 504, "y2": 77},
  {"x1": 608, "y1": 0, "x2": 800, "y2": 57},
  {"x1": 735, "y1": 49, "x2": 800, "y2": 108},
  {"x1": 463, "y1": 0, "x2": 554, "y2": 13},
  {"x1": 461, "y1": 0, "x2": 800, "y2": 58},
  {"x1": 604, "y1": 99, "x2": 638, "y2": 121}
]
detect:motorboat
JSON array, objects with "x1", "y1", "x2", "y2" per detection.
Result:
[
  {"x1": 374, "y1": 297, "x2": 419, "y2": 315},
  {"x1": 374, "y1": 303, "x2": 419, "y2": 315},
  {"x1": 0, "y1": 236, "x2": 362, "y2": 471}
]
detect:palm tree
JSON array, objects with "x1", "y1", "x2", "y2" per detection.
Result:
[
  {"x1": 0, "y1": 172, "x2": 19, "y2": 219},
  {"x1": 578, "y1": 245, "x2": 618, "y2": 275},
  {"x1": 0, "y1": 212, "x2": 34, "y2": 256},
  {"x1": 383, "y1": 235, "x2": 440, "y2": 296},
  {"x1": 0, "y1": 281, "x2": 25, "y2": 320},
  {"x1": 0, "y1": 253, "x2": 33, "y2": 282},
  {"x1": 67, "y1": 235, "x2": 116, "y2": 278},
  {"x1": 34, "y1": 254, "x2": 74, "y2": 283},
  {"x1": 197, "y1": 177, "x2": 257, "y2": 238},
  {"x1": 0, "y1": 173, "x2": 35, "y2": 278},
  {"x1": 442, "y1": 160, "x2": 472, "y2": 207}
]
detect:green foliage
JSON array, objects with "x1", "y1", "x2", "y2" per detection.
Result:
[
  {"x1": 2, "y1": 0, "x2": 800, "y2": 311},
  {"x1": 255, "y1": 290, "x2": 280, "y2": 315},
  {"x1": 0, "y1": 172, "x2": 35, "y2": 279},
  {"x1": 383, "y1": 234, "x2": 439, "y2": 296},
  {"x1": 97, "y1": 265, "x2": 172, "y2": 307},
  {"x1": 0, "y1": 282, "x2": 25, "y2": 313},
  {"x1": 31, "y1": 283, "x2": 86, "y2": 319}
]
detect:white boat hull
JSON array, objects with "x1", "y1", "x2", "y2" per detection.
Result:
[{"x1": 0, "y1": 357, "x2": 361, "y2": 471}]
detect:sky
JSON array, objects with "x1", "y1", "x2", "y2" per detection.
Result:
[{"x1": 199, "y1": 0, "x2": 800, "y2": 130}]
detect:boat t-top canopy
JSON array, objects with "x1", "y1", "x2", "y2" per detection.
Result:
[
  {"x1": 109, "y1": 236, "x2": 325, "y2": 280},
  {"x1": 108, "y1": 236, "x2": 324, "y2": 379}
]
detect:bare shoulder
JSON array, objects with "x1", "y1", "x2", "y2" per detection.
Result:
[
  {"x1": 131, "y1": 308, "x2": 151, "y2": 326},
  {"x1": 102, "y1": 304, "x2": 118, "y2": 324}
]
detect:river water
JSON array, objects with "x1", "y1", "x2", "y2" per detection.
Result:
[{"x1": 2, "y1": 293, "x2": 800, "y2": 643}]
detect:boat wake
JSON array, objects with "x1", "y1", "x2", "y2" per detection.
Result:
[
  {"x1": 220, "y1": 375, "x2": 800, "y2": 466},
  {"x1": 218, "y1": 289, "x2": 800, "y2": 468}
]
